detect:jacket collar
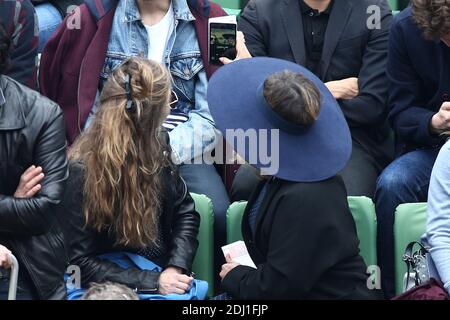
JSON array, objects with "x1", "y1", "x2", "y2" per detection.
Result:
[
  {"x1": 299, "y1": 0, "x2": 333, "y2": 15},
  {"x1": 0, "y1": 75, "x2": 26, "y2": 130},
  {"x1": 118, "y1": 0, "x2": 195, "y2": 23},
  {"x1": 85, "y1": 0, "x2": 118, "y2": 21},
  {"x1": 281, "y1": 0, "x2": 306, "y2": 67},
  {"x1": 280, "y1": 0, "x2": 353, "y2": 79},
  {"x1": 320, "y1": 0, "x2": 353, "y2": 79},
  {"x1": 242, "y1": 177, "x2": 279, "y2": 242}
]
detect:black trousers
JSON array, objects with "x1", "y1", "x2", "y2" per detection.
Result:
[{"x1": 0, "y1": 267, "x2": 37, "y2": 300}]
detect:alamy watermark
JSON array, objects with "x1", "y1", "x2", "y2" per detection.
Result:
[
  {"x1": 173, "y1": 125, "x2": 281, "y2": 176},
  {"x1": 367, "y1": 5, "x2": 382, "y2": 30},
  {"x1": 66, "y1": 265, "x2": 81, "y2": 290},
  {"x1": 66, "y1": 5, "x2": 81, "y2": 30},
  {"x1": 367, "y1": 265, "x2": 382, "y2": 290}
]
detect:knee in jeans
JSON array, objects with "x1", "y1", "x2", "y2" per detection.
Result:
[{"x1": 376, "y1": 166, "x2": 414, "y2": 195}]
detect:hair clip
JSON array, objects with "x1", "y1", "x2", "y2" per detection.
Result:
[{"x1": 123, "y1": 74, "x2": 135, "y2": 111}]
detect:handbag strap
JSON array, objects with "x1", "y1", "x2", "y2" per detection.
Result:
[{"x1": 403, "y1": 241, "x2": 429, "y2": 289}]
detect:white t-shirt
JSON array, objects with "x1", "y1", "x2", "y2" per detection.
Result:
[{"x1": 144, "y1": 3, "x2": 174, "y2": 63}]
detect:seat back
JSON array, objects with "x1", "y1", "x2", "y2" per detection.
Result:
[
  {"x1": 394, "y1": 202, "x2": 427, "y2": 295},
  {"x1": 223, "y1": 8, "x2": 242, "y2": 16},
  {"x1": 190, "y1": 193, "x2": 215, "y2": 297},
  {"x1": 348, "y1": 196, "x2": 378, "y2": 267},
  {"x1": 213, "y1": 0, "x2": 242, "y2": 16},
  {"x1": 388, "y1": 0, "x2": 398, "y2": 11},
  {"x1": 213, "y1": 0, "x2": 242, "y2": 9},
  {"x1": 226, "y1": 201, "x2": 247, "y2": 243}
]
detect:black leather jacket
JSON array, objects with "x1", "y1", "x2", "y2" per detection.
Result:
[
  {"x1": 60, "y1": 154, "x2": 200, "y2": 292},
  {"x1": 0, "y1": 75, "x2": 69, "y2": 299}
]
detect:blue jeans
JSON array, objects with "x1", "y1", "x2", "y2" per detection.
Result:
[
  {"x1": 34, "y1": 3, "x2": 63, "y2": 52},
  {"x1": 178, "y1": 164, "x2": 230, "y2": 290},
  {"x1": 374, "y1": 148, "x2": 440, "y2": 298},
  {"x1": 178, "y1": 164, "x2": 230, "y2": 246}
]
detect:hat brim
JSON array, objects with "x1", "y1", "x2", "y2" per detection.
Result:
[{"x1": 207, "y1": 57, "x2": 352, "y2": 183}]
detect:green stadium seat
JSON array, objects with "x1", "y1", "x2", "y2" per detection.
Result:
[
  {"x1": 214, "y1": 0, "x2": 241, "y2": 9},
  {"x1": 393, "y1": 202, "x2": 427, "y2": 295},
  {"x1": 226, "y1": 197, "x2": 378, "y2": 268},
  {"x1": 213, "y1": 0, "x2": 242, "y2": 17},
  {"x1": 348, "y1": 196, "x2": 378, "y2": 267},
  {"x1": 223, "y1": 8, "x2": 241, "y2": 16},
  {"x1": 190, "y1": 193, "x2": 215, "y2": 297},
  {"x1": 226, "y1": 201, "x2": 247, "y2": 243},
  {"x1": 388, "y1": 0, "x2": 399, "y2": 11}
]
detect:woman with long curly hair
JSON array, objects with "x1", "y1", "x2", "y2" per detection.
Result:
[{"x1": 60, "y1": 57, "x2": 200, "y2": 296}]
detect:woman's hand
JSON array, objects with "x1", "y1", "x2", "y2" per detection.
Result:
[
  {"x1": 158, "y1": 266, "x2": 193, "y2": 295},
  {"x1": 219, "y1": 254, "x2": 240, "y2": 280},
  {"x1": 14, "y1": 165, "x2": 45, "y2": 198},
  {"x1": 219, "y1": 31, "x2": 252, "y2": 65},
  {"x1": 0, "y1": 245, "x2": 12, "y2": 269}
]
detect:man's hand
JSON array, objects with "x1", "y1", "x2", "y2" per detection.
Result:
[
  {"x1": 219, "y1": 254, "x2": 240, "y2": 280},
  {"x1": 0, "y1": 245, "x2": 12, "y2": 269},
  {"x1": 325, "y1": 77, "x2": 359, "y2": 100},
  {"x1": 158, "y1": 267, "x2": 193, "y2": 295},
  {"x1": 430, "y1": 102, "x2": 450, "y2": 135},
  {"x1": 14, "y1": 165, "x2": 44, "y2": 198},
  {"x1": 219, "y1": 31, "x2": 252, "y2": 65}
]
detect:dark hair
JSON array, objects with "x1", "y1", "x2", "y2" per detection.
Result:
[
  {"x1": 0, "y1": 22, "x2": 10, "y2": 74},
  {"x1": 412, "y1": 0, "x2": 450, "y2": 40},
  {"x1": 263, "y1": 70, "x2": 322, "y2": 126}
]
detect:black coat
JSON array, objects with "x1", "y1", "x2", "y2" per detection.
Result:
[
  {"x1": 239, "y1": 0, "x2": 394, "y2": 167},
  {"x1": 60, "y1": 158, "x2": 200, "y2": 292},
  {"x1": 0, "y1": 75, "x2": 69, "y2": 299},
  {"x1": 221, "y1": 176, "x2": 379, "y2": 299}
]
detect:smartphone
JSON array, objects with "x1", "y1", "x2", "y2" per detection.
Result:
[{"x1": 208, "y1": 16, "x2": 237, "y2": 65}]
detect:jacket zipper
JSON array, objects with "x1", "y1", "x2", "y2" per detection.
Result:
[{"x1": 77, "y1": 56, "x2": 87, "y2": 135}]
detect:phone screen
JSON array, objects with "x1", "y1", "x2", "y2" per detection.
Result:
[{"x1": 209, "y1": 23, "x2": 237, "y2": 65}]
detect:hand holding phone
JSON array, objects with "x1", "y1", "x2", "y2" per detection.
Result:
[
  {"x1": 208, "y1": 16, "x2": 237, "y2": 65},
  {"x1": 219, "y1": 31, "x2": 253, "y2": 65}
]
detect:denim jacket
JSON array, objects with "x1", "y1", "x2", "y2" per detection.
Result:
[{"x1": 92, "y1": 0, "x2": 217, "y2": 164}]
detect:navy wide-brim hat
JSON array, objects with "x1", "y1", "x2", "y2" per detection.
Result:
[{"x1": 207, "y1": 57, "x2": 352, "y2": 183}]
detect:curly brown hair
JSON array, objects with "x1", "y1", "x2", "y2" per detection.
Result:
[
  {"x1": 70, "y1": 57, "x2": 172, "y2": 249},
  {"x1": 412, "y1": 0, "x2": 450, "y2": 40}
]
